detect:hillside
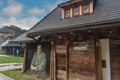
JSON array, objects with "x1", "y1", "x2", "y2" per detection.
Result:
[{"x1": 0, "y1": 25, "x2": 26, "y2": 43}]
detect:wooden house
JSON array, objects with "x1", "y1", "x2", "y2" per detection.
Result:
[
  {"x1": 0, "y1": 39, "x2": 23, "y2": 56},
  {"x1": 15, "y1": 0, "x2": 120, "y2": 80}
]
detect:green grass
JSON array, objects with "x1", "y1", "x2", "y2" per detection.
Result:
[
  {"x1": 0, "y1": 56, "x2": 24, "y2": 63},
  {"x1": 1, "y1": 70, "x2": 47, "y2": 80}
]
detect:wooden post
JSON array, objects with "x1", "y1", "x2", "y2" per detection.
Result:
[
  {"x1": 95, "y1": 40, "x2": 103, "y2": 80},
  {"x1": 50, "y1": 35, "x2": 57, "y2": 80},
  {"x1": 23, "y1": 46, "x2": 27, "y2": 72},
  {"x1": 50, "y1": 41, "x2": 55, "y2": 80},
  {"x1": 94, "y1": 41, "x2": 100, "y2": 80},
  {"x1": 66, "y1": 40, "x2": 69, "y2": 80},
  {"x1": 99, "y1": 45, "x2": 103, "y2": 80},
  {"x1": 54, "y1": 42, "x2": 57, "y2": 80},
  {"x1": 50, "y1": 46, "x2": 53, "y2": 80}
]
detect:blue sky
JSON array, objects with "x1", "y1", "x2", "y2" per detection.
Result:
[{"x1": 0, "y1": 0, "x2": 68, "y2": 30}]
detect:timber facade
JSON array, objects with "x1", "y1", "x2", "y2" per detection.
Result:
[
  {"x1": 14, "y1": 0, "x2": 120, "y2": 80},
  {"x1": 31, "y1": 28, "x2": 120, "y2": 80}
]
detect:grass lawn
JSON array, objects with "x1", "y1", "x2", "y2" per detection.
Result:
[
  {"x1": 1, "y1": 70, "x2": 47, "y2": 80},
  {"x1": 0, "y1": 56, "x2": 24, "y2": 63}
]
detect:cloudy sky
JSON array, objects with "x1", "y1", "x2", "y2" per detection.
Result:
[{"x1": 0, "y1": 0, "x2": 68, "y2": 30}]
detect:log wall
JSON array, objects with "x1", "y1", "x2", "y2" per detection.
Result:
[
  {"x1": 54, "y1": 41, "x2": 96, "y2": 80},
  {"x1": 56, "y1": 44, "x2": 67, "y2": 80},
  {"x1": 110, "y1": 40, "x2": 120, "y2": 80},
  {"x1": 69, "y1": 42, "x2": 96, "y2": 80}
]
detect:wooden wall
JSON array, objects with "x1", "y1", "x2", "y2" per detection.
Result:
[
  {"x1": 55, "y1": 41, "x2": 68, "y2": 80},
  {"x1": 54, "y1": 40, "x2": 96, "y2": 80},
  {"x1": 69, "y1": 42, "x2": 96, "y2": 80},
  {"x1": 110, "y1": 40, "x2": 120, "y2": 80}
]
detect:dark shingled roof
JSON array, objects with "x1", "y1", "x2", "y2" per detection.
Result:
[
  {"x1": 13, "y1": 31, "x2": 39, "y2": 43},
  {"x1": 13, "y1": 32, "x2": 34, "y2": 43},
  {"x1": 0, "y1": 40, "x2": 21, "y2": 47},
  {"x1": 27, "y1": 0, "x2": 120, "y2": 37}
]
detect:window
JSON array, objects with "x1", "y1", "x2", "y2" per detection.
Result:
[
  {"x1": 73, "y1": 7, "x2": 79, "y2": 16},
  {"x1": 83, "y1": 4, "x2": 90, "y2": 14},
  {"x1": 64, "y1": 9, "x2": 70, "y2": 18}
]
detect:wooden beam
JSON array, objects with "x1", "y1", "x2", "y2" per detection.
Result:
[
  {"x1": 95, "y1": 41, "x2": 102, "y2": 80},
  {"x1": 99, "y1": 44, "x2": 103, "y2": 80}
]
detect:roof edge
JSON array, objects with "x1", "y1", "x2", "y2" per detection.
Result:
[{"x1": 27, "y1": 18, "x2": 120, "y2": 37}]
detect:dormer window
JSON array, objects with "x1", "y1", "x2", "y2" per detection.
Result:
[
  {"x1": 60, "y1": 0, "x2": 93, "y2": 19},
  {"x1": 83, "y1": 4, "x2": 90, "y2": 14},
  {"x1": 73, "y1": 7, "x2": 79, "y2": 16},
  {"x1": 64, "y1": 9, "x2": 70, "y2": 18}
]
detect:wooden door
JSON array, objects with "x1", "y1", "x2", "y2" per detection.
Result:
[{"x1": 69, "y1": 42, "x2": 96, "y2": 80}]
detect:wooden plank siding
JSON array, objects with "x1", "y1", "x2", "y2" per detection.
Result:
[
  {"x1": 110, "y1": 40, "x2": 120, "y2": 80},
  {"x1": 68, "y1": 41, "x2": 96, "y2": 80},
  {"x1": 52, "y1": 37, "x2": 97, "y2": 80},
  {"x1": 55, "y1": 41, "x2": 68, "y2": 80}
]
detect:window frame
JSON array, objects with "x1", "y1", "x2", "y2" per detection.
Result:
[
  {"x1": 82, "y1": 4, "x2": 90, "y2": 14},
  {"x1": 73, "y1": 6, "x2": 80, "y2": 17},
  {"x1": 64, "y1": 8, "x2": 70, "y2": 18}
]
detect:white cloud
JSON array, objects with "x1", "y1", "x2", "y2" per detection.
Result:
[
  {"x1": 0, "y1": 0, "x2": 40, "y2": 30},
  {"x1": 0, "y1": 1, "x2": 2, "y2": 6},
  {"x1": 3, "y1": 4, "x2": 23, "y2": 17},
  {"x1": 0, "y1": 0, "x2": 42, "y2": 30},
  {"x1": 28, "y1": 8, "x2": 45, "y2": 15},
  {"x1": 46, "y1": 0, "x2": 67, "y2": 11},
  {"x1": 19, "y1": 17, "x2": 40, "y2": 29},
  {"x1": 7, "y1": 0, "x2": 17, "y2": 5},
  {"x1": 0, "y1": 0, "x2": 68, "y2": 30},
  {"x1": 2, "y1": 0, "x2": 23, "y2": 18}
]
